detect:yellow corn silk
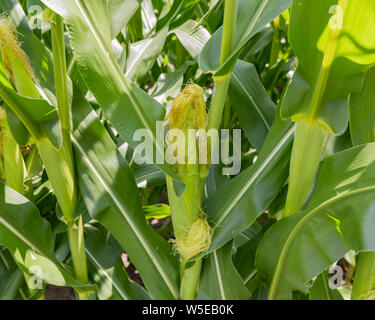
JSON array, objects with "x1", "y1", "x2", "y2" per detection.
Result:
[
  {"x1": 0, "y1": 17, "x2": 35, "y2": 81},
  {"x1": 166, "y1": 83, "x2": 210, "y2": 178},
  {"x1": 168, "y1": 84, "x2": 207, "y2": 131},
  {"x1": 166, "y1": 84, "x2": 212, "y2": 262},
  {"x1": 173, "y1": 216, "x2": 211, "y2": 263},
  {"x1": 0, "y1": 16, "x2": 39, "y2": 99}
]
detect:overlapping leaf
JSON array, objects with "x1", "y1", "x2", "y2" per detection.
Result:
[
  {"x1": 71, "y1": 88, "x2": 180, "y2": 299},
  {"x1": 256, "y1": 143, "x2": 375, "y2": 299},
  {"x1": 199, "y1": 0, "x2": 292, "y2": 76},
  {"x1": 0, "y1": 181, "x2": 93, "y2": 291},
  {"x1": 198, "y1": 241, "x2": 250, "y2": 300},
  {"x1": 281, "y1": 0, "x2": 375, "y2": 134},
  {"x1": 204, "y1": 109, "x2": 295, "y2": 253},
  {"x1": 85, "y1": 227, "x2": 150, "y2": 300},
  {"x1": 41, "y1": 0, "x2": 178, "y2": 180},
  {"x1": 229, "y1": 60, "x2": 276, "y2": 149},
  {"x1": 349, "y1": 66, "x2": 375, "y2": 145}
]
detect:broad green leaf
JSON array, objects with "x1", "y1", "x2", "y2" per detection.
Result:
[
  {"x1": 198, "y1": 241, "x2": 250, "y2": 300},
  {"x1": 204, "y1": 109, "x2": 295, "y2": 253},
  {"x1": 229, "y1": 60, "x2": 276, "y2": 150},
  {"x1": 132, "y1": 163, "x2": 166, "y2": 188},
  {"x1": 143, "y1": 204, "x2": 170, "y2": 220},
  {"x1": 169, "y1": 0, "x2": 200, "y2": 30},
  {"x1": 233, "y1": 222, "x2": 270, "y2": 292},
  {"x1": 85, "y1": 227, "x2": 150, "y2": 300},
  {"x1": 0, "y1": 181, "x2": 92, "y2": 291},
  {"x1": 0, "y1": 267, "x2": 24, "y2": 300},
  {"x1": 173, "y1": 19, "x2": 211, "y2": 59},
  {"x1": 41, "y1": 0, "x2": 179, "y2": 180},
  {"x1": 150, "y1": 61, "x2": 193, "y2": 104},
  {"x1": 309, "y1": 271, "x2": 343, "y2": 300},
  {"x1": 281, "y1": 0, "x2": 375, "y2": 134},
  {"x1": 71, "y1": 88, "x2": 180, "y2": 299},
  {"x1": 349, "y1": 66, "x2": 375, "y2": 145},
  {"x1": 256, "y1": 142, "x2": 375, "y2": 299},
  {"x1": 125, "y1": 27, "x2": 169, "y2": 81},
  {"x1": 198, "y1": 0, "x2": 292, "y2": 77},
  {"x1": 192, "y1": 0, "x2": 223, "y2": 32},
  {"x1": 156, "y1": 0, "x2": 183, "y2": 31},
  {"x1": 108, "y1": 0, "x2": 140, "y2": 38},
  {"x1": 348, "y1": 66, "x2": 375, "y2": 301}
]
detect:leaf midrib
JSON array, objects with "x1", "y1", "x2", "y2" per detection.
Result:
[
  {"x1": 71, "y1": 134, "x2": 179, "y2": 299},
  {"x1": 72, "y1": 0, "x2": 159, "y2": 153},
  {"x1": 213, "y1": 251, "x2": 226, "y2": 299},
  {"x1": 307, "y1": 0, "x2": 348, "y2": 121},
  {"x1": 85, "y1": 248, "x2": 130, "y2": 300},
  {"x1": 232, "y1": 72, "x2": 271, "y2": 130},
  {"x1": 213, "y1": 124, "x2": 296, "y2": 228}
]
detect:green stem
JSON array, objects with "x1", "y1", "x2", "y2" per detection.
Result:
[
  {"x1": 219, "y1": 0, "x2": 237, "y2": 66},
  {"x1": 51, "y1": 14, "x2": 71, "y2": 134},
  {"x1": 207, "y1": 78, "x2": 232, "y2": 133},
  {"x1": 207, "y1": 0, "x2": 237, "y2": 133},
  {"x1": 180, "y1": 259, "x2": 203, "y2": 300},
  {"x1": 51, "y1": 13, "x2": 89, "y2": 299},
  {"x1": 352, "y1": 252, "x2": 375, "y2": 300},
  {"x1": 68, "y1": 216, "x2": 89, "y2": 300},
  {"x1": 284, "y1": 120, "x2": 326, "y2": 217},
  {"x1": 176, "y1": 0, "x2": 238, "y2": 300},
  {"x1": 269, "y1": 16, "x2": 280, "y2": 68}
]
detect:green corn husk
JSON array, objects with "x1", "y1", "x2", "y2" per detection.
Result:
[
  {"x1": 166, "y1": 84, "x2": 211, "y2": 246},
  {"x1": 1, "y1": 108, "x2": 26, "y2": 194}
]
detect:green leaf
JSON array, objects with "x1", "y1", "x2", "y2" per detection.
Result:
[
  {"x1": 173, "y1": 19, "x2": 211, "y2": 59},
  {"x1": 42, "y1": 0, "x2": 179, "y2": 180},
  {"x1": 0, "y1": 60, "x2": 61, "y2": 149},
  {"x1": 150, "y1": 60, "x2": 193, "y2": 104},
  {"x1": 131, "y1": 163, "x2": 166, "y2": 188},
  {"x1": 204, "y1": 109, "x2": 294, "y2": 253},
  {"x1": 156, "y1": 0, "x2": 184, "y2": 31},
  {"x1": 0, "y1": 181, "x2": 93, "y2": 291},
  {"x1": 71, "y1": 88, "x2": 180, "y2": 299},
  {"x1": 192, "y1": 0, "x2": 223, "y2": 32},
  {"x1": 309, "y1": 271, "x2": 344, "y2": 300},
  {"x1": 350, "y1": 66, "x2": 375, "y2": 145},
  {"x1": 198, "y1": 241, "x2": 250, "y2": 300},
  {"x1": 229, "y1": 60, "x2": 276, "y2": 150},
  {"x1": 0, "y1": 267, "x2": 25, "y2": 300},
  {"x1": 281, "y1": 0, "x2": 375, "y2": 134},
  {"x1": 125, "y1": 27, "x2": 169, "y2": 81},
  {"x1": 256, "y1": 142, "x2": 375, "y2": 299},
  {"x1": 85, "y1": 226, "x2": 150, "y2": 300},
  {"x1": 198, "y1": 0, "x2": 292, "y2": 76},
  {"x1": 233, "y1": 222, "x2": 270, "y2": 291},
  {"x1": 108, "y1": 0, "x2": 140, "y2": 38},
  {"x1": 143, "y1": 204, "x2": 170, "y2": 220}
]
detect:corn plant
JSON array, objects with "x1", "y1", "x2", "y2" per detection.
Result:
[{"x1": 0, "y1": 0, "x2": 375, "y2": 301}]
